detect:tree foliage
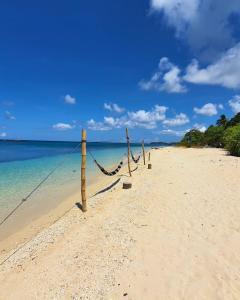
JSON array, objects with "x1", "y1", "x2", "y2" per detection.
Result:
[
  {"x1": 223, "y1": 125, "x2": 240, "y2": 156},
  {"x1": 226, "y1": 112, "x2": 240, "y2": 128},
  {"x1": 179, "y1": 129, "x2": 204, "y2": 147},
  {"x1": 204, "y1": 125, "x2": 225, "y2": 148},
  {"x1": 179, "y1": 111, "x2": 240, "y2": 157},
  {"x1": 216, "y1": 114, "x2": 228, "y2": 127}
]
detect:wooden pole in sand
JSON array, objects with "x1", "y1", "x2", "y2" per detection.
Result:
[
  {"x1": 126, "y1": 128, "x2": 132, "y2": 177},
  {"x1": 142, "y1": 140, "x2": 146, "y2": 165},
  {"x1": 81, "y1": 129, "x2": 87, "y2": 212},
  {"x1": 148, "y1": 151, "x2": 152, "y2": 169}
]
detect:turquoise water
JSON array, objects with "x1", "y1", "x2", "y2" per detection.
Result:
[{"x1": 0, "y1": 141, "x2": 146, "y2": 234}]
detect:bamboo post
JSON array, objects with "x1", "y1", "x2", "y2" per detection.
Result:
[
  {"x1": 148, "y1": 151, "x2": 152, "y2": 169},
  {"x1": 81, "y1": 129, "x2": 87, "y2": 212},
  {"x1": 126, "y1": 128, "x2": 132, "y2": 177},
  {"x1": 142, "y1": 140, "x2": 146, "y2": 165}
]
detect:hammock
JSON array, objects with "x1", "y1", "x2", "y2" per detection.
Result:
[
  {"x1": 131, "y1": 151, "x2": 140, "y2": 164},
  {"x1": 94, "y1": 160, "x2": 123, "y2": 176}
]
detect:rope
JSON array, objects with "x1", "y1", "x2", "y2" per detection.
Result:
[
  {"x1": 0, "y1": 142, "x2": 81, "y2": 228},
  {"x1": 88, "y1": 149, "x2": 126, "y2": 176},
  {"x1": 131, "y1": 150, "x2": 140, "y2": 164},
  {"x1": 94, "y1": 160, "x2": 123, "y2": 176}
]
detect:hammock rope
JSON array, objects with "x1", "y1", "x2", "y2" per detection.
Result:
[
  {"x1": 94, "y1": 160, "x2": 123, "y2": 176},
  {"x1": 88, "y1": 149, "x2": 124, "y2": 176},
  {"x1": 131, "y1": 150, "x2": 140, "y2": 164}
]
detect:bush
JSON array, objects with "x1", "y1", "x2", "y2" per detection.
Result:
[
  {"x1": 222, "y1": 125, "x2": 240, "y2": 156},
  {"x1": 179, "y1": 129, "x2": 204, "y2": 147},
  {"x1": 203, "y1": 125, "x2": 225, "y2": 148}
]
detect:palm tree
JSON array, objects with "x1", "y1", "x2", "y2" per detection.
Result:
[{"x1": 216, "y1": 114, "x2": 228, "y2": 127}]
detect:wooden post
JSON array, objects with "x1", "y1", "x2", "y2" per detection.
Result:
[
  {"x1": 126, "y1": 128, "x2": 132, "y2": 177},
  {"x1": 142, "y1": 140, "x2": 146, "y2": 165},
  {"x1": 81, "y1": 129, "x2": 87, "y2": 212},
  {"x1": 148, "y1": 151, "x2": 152, "y2": 169}
]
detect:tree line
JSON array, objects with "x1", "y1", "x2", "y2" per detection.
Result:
[{"x1": 179, "y1": 112, "x2": 240, "y2": 157}]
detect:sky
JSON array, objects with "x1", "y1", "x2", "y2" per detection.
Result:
[{"x1": 1, "y1": 0, "x2": 240, "y2": 142}]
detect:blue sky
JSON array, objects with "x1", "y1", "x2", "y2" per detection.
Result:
[{"x1": 1, "y1": 0, "x2": 240, "y2": 142}]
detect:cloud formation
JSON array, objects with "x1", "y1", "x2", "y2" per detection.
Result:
[
  {"x1": 88, "y1": 105, "x2": 168, "y2": 131},
  {"x1": 64, "y1": 94, "x2": 76, "y2": 105},
  {"x1": 184, "y1": 44, "x2": 240, "y2": 89},
  {"x1": 228, "y1": 95, "x2": 240, "y2": 114},
  {"x1": 52, "y1": 123, "x2": 75, "y2": 131},
  {"x1": 104, "y1": 103, "x2": 125, "y2": 113},
  {"x1": 163, "y1": 113, "x2": 189, "y2": 126},
  {"x1": 4, "y1": 111, "x2": 16, "y2": 120},
  {"x1": 150, "y1": 0, "x2": 240, "y2": 60},
  {"x1": 139, "y1": 57, "x2": 186, "y2": 93},
  {"x1": 193, "y1": 123, "x2": 207, "y2": 132},
  {"x1": 142, "y1": 48, "x2": 240, "y2": 92},
  {"x1": 158, "y1": 129, "x2": 188, "y2": 137},
  {"x1": 193, "y1": 103, "x2": 222, "y2": 116}
]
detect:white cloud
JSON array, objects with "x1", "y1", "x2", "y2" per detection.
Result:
[
  {"x1": 127, "y1": 105, "x2": 168, "y2": 129},
  {"x1": 64, "y1": 94, "x2": 76, "y2": 105},
  {"x1": 163, "y1": 113, "x2": 189, "y2": 127},
  {"x1": 193, "y1": 123, "x2": 207, "y2": 132},
  {"x1": 229, "y1": 95, "x2": 240, "y2": 114},
  {"x1": 151, "y1": 0, "x2": 199, "y2": 28},
  {"x1": 184, "y1": 44, "x2": 240, "y2": 89},
  {"x1": 104, "y1": 103, "x2": 125, "y2": 113},
  {"x1": 0, "y1": 132, "x2": 7, "y2": 137},
  {"x1": 52, "y1": 123, "x2": 75, "y2": 131},
  {"x1": 139, "y1": 57, "x2": 186, "y2": 93},
  {"x1": 150, "y1": 0, "x2": 240, "y2": 60},
  {"x1": 158, "y1": 129, "x2": 188, "y2": 137},
  {"x1": 4, "y1": 111, "x2": 16, "y2": 120},
  {"x1": 193, "y1": 103, "x2": 220, "y2": 116},
  {"x1": 88, "y1": 105, "x2": 168, "y2": 131},
  {"x1": 87, "y1": 119, "x2": 111, "y2": 131}
]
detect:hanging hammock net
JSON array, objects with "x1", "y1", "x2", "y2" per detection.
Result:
[
  {"x1": 131, "y1": 150, "x2": 140, "y2": 164},
  {"x1": 94, "y1": 159, "x2": 123, "y2": 176}
]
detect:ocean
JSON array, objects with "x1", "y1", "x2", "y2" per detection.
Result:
[{"x1": 0, "y1": 140, "x2": 147, "y2": 240}]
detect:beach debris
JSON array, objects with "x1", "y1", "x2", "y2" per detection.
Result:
[{"x1": 123, "y1": 292, "x2": 128, "y2": 296}]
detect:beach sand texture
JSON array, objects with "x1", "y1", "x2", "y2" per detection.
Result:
[{"x1": 0, "y1": 147, "x2": 240, "y2": 299}]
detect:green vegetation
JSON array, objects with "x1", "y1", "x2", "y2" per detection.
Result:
[
  {"x1": 179, "y1": 113, "x2": 240, "y2": 157},
  {"x1": 223, "y1": 125, "x2": 240, "y2": 156},
  {"x1": 179, "y1": 129, "x2": 204, "y2": 147},
  {"x1": 204, "y1": 125, "x2": 225, "y2": 148}
]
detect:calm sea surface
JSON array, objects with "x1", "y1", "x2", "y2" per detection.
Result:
[{"x1": 0, "y1": 140, "x2": 147, "y2": 235}]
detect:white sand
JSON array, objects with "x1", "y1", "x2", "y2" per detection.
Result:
[{"x1": 1, "y1": 147, "x2": 240, "y2": 299}]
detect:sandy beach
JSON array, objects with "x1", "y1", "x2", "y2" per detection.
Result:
[{"x1": 1, "y1": 147, "x2": 240, "y2": 299}]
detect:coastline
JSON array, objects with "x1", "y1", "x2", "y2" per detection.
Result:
[
  {"x1": 1, "y1": 147, "x2": 240, "y2": 299},
  {"x1": 0, "y1": 155, "x2": 134, "y2": 255}
]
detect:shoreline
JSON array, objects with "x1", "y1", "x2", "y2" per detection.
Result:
[
  {"x1": 0, "y1": 155, "x2": 134, "y2": 255},
  {"x1": 1, "y1": 147, "x2": 239, "y2": 299}
]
